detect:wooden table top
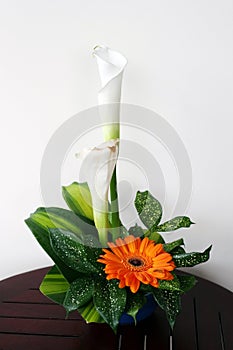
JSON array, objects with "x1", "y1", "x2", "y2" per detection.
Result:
[{"x1": 0, "y1": 267, "x2": 232, "y2": 350}]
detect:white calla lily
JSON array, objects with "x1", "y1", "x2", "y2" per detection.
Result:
[
  {"x1": 77, "y1": 139, "x2": 119, "y2": 246},
  {"x1": 93, "y1": 45, "x2": 127, "y2": 140}
]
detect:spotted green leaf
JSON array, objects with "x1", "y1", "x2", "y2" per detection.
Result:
[
  {"x1": 135, "y1": 191, "x2": 162, "y2": 231},
  {"x1": 124, "y1": 292, "x2": 146, "y2": 324},
  {"x1": 157, "y1": 216, "x2": 194, "y2": 232},
  {"x1": 177, "y1": 275, "x2": 197, "y2": 293},
  {"x1": 152, "y1": 289, "x2": 181, "y2": 328},
  {"x1": 49, "y1": 228, "x2": 103, "y2": 274},
  {"x1": 93, "y1": 279, "x2": 127, "y2": 333},
  {"x1": 25, "y1": 211, "x2": 80, "y2": 283},
  {"x1": 173, "y1": 246, "x2": 212, "y2": 267},
  {"x1": 163, "y1": 238, "x2": 184, "y2": 253},
  {"x1": 39, "y1": 265, "x2": 70, "y2": 305},
  {"x1": 64, "y1": 276, "x2": 94, "y2": 312},
  {"x1": 62, "y1": 182, "x2": 94, "y2": 222},
  {"x1": 158, "y1": 274, "x2": 181, "y2": 292}
]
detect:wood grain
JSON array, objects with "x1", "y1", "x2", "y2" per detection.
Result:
[{"x1": 0, "y1": 267, "x2": 232, "y2": 350}]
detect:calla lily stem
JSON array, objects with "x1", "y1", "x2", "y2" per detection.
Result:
[{"x1": 110, "y1": 167, "x2": 121, "y2": 238}]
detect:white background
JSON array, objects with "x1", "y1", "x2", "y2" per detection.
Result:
[{"x1": 0, "y1": 0, "x2": 233, "y2": 291}]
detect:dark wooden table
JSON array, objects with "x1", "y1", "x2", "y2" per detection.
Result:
[{"x1": 0, "y1": 267, "x2": 232, "y2": 350}]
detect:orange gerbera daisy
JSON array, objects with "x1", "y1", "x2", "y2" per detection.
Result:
[{"x1": 97, "y1": 235, "x2": 176, "y2": 293}]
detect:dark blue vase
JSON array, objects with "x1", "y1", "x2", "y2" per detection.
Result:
[{"x1": 119, "y1": 293, "x2": 156, "y2": 325}]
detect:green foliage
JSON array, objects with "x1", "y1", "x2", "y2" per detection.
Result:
[
  {"x1": 39, "y1": 265, "x2": 105, "y2": 323},
  {"x1": 128, "y1": 224, "x2": 144, "y2": 237},
  {"x1": 26, "y1": 187, "x2": 211, "y2": 332},
  {"x1": 78, "y1": 300, "x2": 105, "y2": 323},
  {"x1": 152, "y1": 288, "x2": 182, "y2": 329},
  {"x1": 93, "y1": 279, "x2": 127, "y2": 333},
  {"x1": 62, "y1": 182, "x2": 94, "y2": 222},
  {"x1": 124, "y1": 292, "x2": 147, "y2": 323},
  {"x1": 64, "y1": 276, "x2": 94, "y2": 312},
  {"x1": 134, "y1": 191, "x2": 193, "y2": 239},
  {"x1": 172, "y1": 246, "x2": 212, "y2": 267},
  {"x1": 177, "y1": 275, "x2": 197, "y2": 292},
  {"x1": 49, "y1": 228, "x2": 103, "y2": 274},
  {"x1": 157, "y1": 216, "x2": 194, "y2": 232},
  {"x1": 158, "y1": 274, "x2": 181, "y2": 292},
  {"x1": 135, "y1": 191, "x2": 162, "y2": 231},
  {"x1": 25, "y1": 210, "x2": 81, "y2": 283},
  {"x1": 40, "y1": 265, "x2": 70, "y2": 305},
  {"x1": 163, "y1": 238, "x2": 184, "y2": 253},
  {"x1": 144, "y1": 230, "x2": 165, "y2": 243}
]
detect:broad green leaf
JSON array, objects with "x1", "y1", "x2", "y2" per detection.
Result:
[
  {"x1": 172, "y1": 246, "x2": 212, "y2": 267},
  {"x1": 50, "y1": 228, "x2": 103, "y2": 274},
  {"x1": 163, "y1": 238, "x2": 184, "y2": 253},
  {"x1": 157, "y1": 216, "x2": 194, "y2": 232},
  {"x1": 135, "y1": 191, "x2": 162, "y2": 231},
  {"x1": 26, "y1": 207, "x2": 97, "y2": 237},
  {"x1": 27, "y1": 207, "x2": 81, "y2": 236},
  {"x1": 62, "y1": 182, "x2": 94, "y2": 222},
  {"x1": 64, "y1": 276, "x2": 94, "y2": 312},
  {"x1": 158, "y1": 274, "x2": 181, "y2": 292},
  {"x1": 25, "y1": 217, "x2": 79, "y2": 283},
  {"x1": 124, "y1": 292, "x2": 146, "y2": 323},
  {"x1": 40, "y1": 265, "x2": 70, "y2": 305},
  {"x1": 78, "y1": 300, "x2": 105, "y2": 323},
  {"x1": 144, "y1": 230, "x2": 164, "y2": 243},
  {"x1": 94, "y1": 279, "x2": 127, "y2": 333},
  {"x1": 152, "y1": 289, "x2": 181, "y2": 329},
  {"x1": 177, "y1": 275, "x2": 197, "y2": 293}
]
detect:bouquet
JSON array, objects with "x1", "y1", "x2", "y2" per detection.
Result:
[{"x1": 25, "y1": 46, "x2": 211, "y2": 333}]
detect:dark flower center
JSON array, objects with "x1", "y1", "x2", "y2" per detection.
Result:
[{"x1": 128, "y1": 258, "x2": 144, "y2": 267}]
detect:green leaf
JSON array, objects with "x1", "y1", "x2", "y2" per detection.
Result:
[
  {"x1": 177, "y1": 275, "x2": 197, "y2": 293},
  {"x1": 158, "y1": 274, "x2": 181, "y2": 292},
  {"x1": 39, "y1": 265, "x2": 70, "y2": 305},
  {"x1": 144, "y1": 230, "x2": 165, "y2": 243},
  {"x1": 78, "y1": 300, "x2": 105, "y2": 323},
  {"x1": 171, "y1": 246, "x2": 186, "y2": 255},
  {"x1": 152, "y1": 289, "x2": 181, "y2": 328},
  {"x1": 26, "y1": 207, "x2": 85, "y2": 237},
  {"x1": 64, "y1": 276, "x2": 94, "y2": 312},
  {"x1": 163, "y1": 238, "x2": 184, "y2": 253},
  {"x1": 128, "y1": 224, "x2": 144, "y2": 237},
  {"x1": 50, "y1": 229, "x2": 103, "y2": 274},
  {"x1": 25, "y1": 215, "x2": 79, "y2": 283},
  {"x1": 157, "y1": 216, "x2": 194, "y2": 232},
  {"x1": 93, "y1": 279, "x2": 127, "y2": 333},
  {"x1": 135, "y1": 191, "x2": 163, "y2": 230},
  {"x1": 62, "y1": 182, "x2": 94, "y2": 222},
  {"x1": 172, "y1": 246, "x2": 212, "y2": 267},
  {"x1": 124, "y1": 292, "x2": 146, "y2": 324}
]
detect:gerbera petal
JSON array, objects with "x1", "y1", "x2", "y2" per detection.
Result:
[
  {"x1": 119, "y1": 279, "x2": 126, "y2": 288},
  {"x1": 151, "y1": 279, "x2": 159, "y2": 288},
  {"x1": 108, "y1": 242, "x2": 124, "y2": 258},
  {"x1": 139, "y1": 237, "x2": 151, "y2": 254},
  {"x1": 124, "y1": 235, "x2": 139, "y2": 253},
  {"x1": 129, "y1": 276, "x2": 141, "y2": 293}
]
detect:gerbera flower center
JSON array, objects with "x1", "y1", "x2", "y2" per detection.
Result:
[{"x1": 128, "y1": 258, "x2": 144, "y2": 267}]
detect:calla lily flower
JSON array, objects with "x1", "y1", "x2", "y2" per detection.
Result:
[
  {"x1": 93, "y1": 45, "x2": 127, "y2": 141},
  {"x1": 77, "y1": 139, "x2": 119, "y2": 246}
]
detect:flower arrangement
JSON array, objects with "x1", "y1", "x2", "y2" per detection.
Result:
[{"x1": 25, "y1": 46, "x2": 211, "y2": 333}]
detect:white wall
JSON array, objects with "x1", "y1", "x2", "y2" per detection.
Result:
[{"x1": 0, "y1": 0, "x2": 233, "y2": 291}]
